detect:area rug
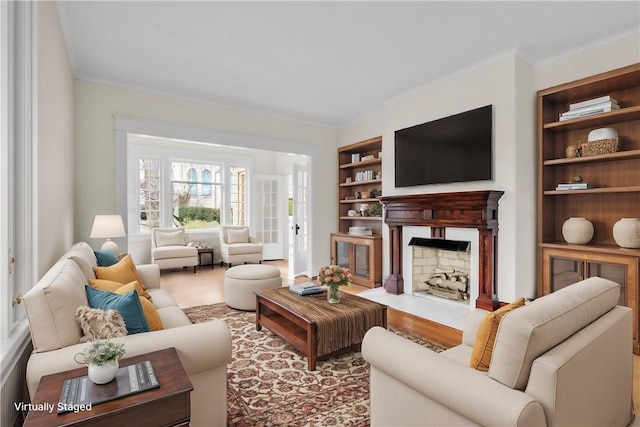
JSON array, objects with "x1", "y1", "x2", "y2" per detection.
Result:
[{"x1": 183, "y1": 303, "x2": 446, "y2": 427}]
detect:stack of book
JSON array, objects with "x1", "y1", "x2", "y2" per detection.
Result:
[
  {"x1": 555, "y1": 182, "x2": 595, "y2": 191},
  {"x1": 289, "y1": 282, "x2": 322, "y2": 296},
  {"x1": 559, "y1": 96, "x2": 619, "y2": 121}
]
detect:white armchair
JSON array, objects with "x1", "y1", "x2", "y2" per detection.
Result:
[
  {"x1": 219, "y1": 226, "x2": 263, "y2": 268},
  {"x1": 151, "y1": 227, "x2": 198, "y2": 272}
]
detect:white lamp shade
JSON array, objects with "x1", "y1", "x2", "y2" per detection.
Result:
[{"x1": 90, "y1": 215, "x2": 126, "y2": 239}]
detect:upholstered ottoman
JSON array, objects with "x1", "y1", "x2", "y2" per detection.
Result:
[{"x1": 224, "y1": 264, "x2": 282, "y2": 310}]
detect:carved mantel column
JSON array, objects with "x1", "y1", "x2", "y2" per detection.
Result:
[{"x1": 380, "y1": 190, "x2": 504, "y2": 310}]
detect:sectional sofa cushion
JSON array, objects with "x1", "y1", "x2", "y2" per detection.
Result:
[
  {"x1": 154, "y1": 229, "x2": 187, "y2": 247},
  {"x1": 94, "y1": 249, "x2": 119, "y2": 266},
  {"x1": 489, "y1": 277, "x2": 620, "y2": 390},
  {"x1": 67, "y1": 242, "x2": 99, "y2": 280},
  {"x1": 85, "y1": 286, "x2": 150, "y2": 334},
  {"x1": 23, "y1": 258, "x2": 89, "y2": 352},
  {"x1": 226, "y1": 227, "x2": 250, "y2": 244},
  {"x1": 114, "y1": 283, "x2": 164, "y2": 331}
]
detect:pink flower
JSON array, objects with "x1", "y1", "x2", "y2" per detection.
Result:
[{"x1": 333, "y1": 276, "x2": 340, "y2": 283}]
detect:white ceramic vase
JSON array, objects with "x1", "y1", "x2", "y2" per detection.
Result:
[
  {"x1": 88, "y1": 360, "x2": 119, "y2": 384},
  {"x1": 613, "y1": 218, "x2": 640, "y2": 249},
  {"x1": 562, "y1": 218, "x2": 594, "y2": 245}
]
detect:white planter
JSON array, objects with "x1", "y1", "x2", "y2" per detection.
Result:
[
  {"x1": 562, "y1": 218, "x2": 594, "y2": 245},
  {"x1": 613, "y1": 218, "x2": 640, "y2": 248},
  {"x1": 88, "y1": 360, "x2": 119, "y2": 384}
]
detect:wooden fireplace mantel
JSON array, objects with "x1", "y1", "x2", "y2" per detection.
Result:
[{"x1": 380, "y1": 190, "x2": 504, "y2": 311}]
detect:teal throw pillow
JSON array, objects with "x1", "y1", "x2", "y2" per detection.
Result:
[
  {"x1": 85, "y1": 286, "x2": 150, "y2": 334},
  {"x1": 94, "y1": 250, "x2": 119, "y2": 267}
]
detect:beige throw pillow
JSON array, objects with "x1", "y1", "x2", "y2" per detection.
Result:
[
  {"x1": 155, "y1": 229, "x2": 186, "y2": 247},
  {"x1": 227, "y1": 228, "x2": 249, "y2": 244},
  {"x1": 75, "y1": 306, "x2": 128, "y2": 343}
]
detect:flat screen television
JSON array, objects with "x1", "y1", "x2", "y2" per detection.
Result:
[{"x1": 394, "y1": 105, "x2": 493, "y2": 187}]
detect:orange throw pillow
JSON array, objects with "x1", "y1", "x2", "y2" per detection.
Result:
[
  {"x1": 89, "y1": 279, "x2": 148, "y2": 300},
  {"x1": 115, "y1": 283, "x2": 164, "y2": 332},
  {"x1": 469, "y1": 297, "x2": 526, "y2": 371},
  {"x1": 93, "y1": 255, "x2": 151, "y2": 299}
]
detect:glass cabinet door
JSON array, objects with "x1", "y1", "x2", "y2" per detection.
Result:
[
  {"x1": 550, "y1": 257, "x2": 581, "y2": 292},
  {"x1": 334, "y1": 241, "x2": 350, "y2": 269},
  {"x1": 353, "y1": 244, "x2": 371, "y2": 279},
  {"x1": 587, "y1": 261, "x2": 626, "y2": 305}
]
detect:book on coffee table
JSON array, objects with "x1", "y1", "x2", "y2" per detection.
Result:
[
  {"x1": 57, "y1": 360, "x2": 159, "y2": 413},
  {"x1": 289, "y1": 282, "x2": 322, "y2": 296}
]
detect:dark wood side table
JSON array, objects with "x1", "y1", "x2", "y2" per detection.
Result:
[
  {"x1": 197, "y1": 247, "x2": 214, "y2": 270},
  {"x1": 23, "y1": 347, "x2": 193, "y2": 427}
]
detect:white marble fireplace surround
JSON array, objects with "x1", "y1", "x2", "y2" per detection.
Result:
[{"x1": 360, "y1": 226, "x2": 479, "y2": 330}]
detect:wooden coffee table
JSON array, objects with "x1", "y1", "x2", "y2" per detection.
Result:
[
  {"x1": 255, "y1": 287, "x2": 387, "y2": 370},
  {"x1": 23, "y1": 347, "x2": 193, "y2": 427}
]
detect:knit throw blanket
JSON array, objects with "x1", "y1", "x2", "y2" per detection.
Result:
[{"x1": 258, "y1": 287, "x2": 386, "y2": 356}]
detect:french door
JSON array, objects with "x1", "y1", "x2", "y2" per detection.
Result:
[
  {"x1": 255, "y1": 176, "x2": 287, "y2": 260},
  {"x1": 292, "y1": 164, "x2": 309, "y2": 276}
]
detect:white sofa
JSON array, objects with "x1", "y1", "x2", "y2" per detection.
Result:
[
  {"x1": 23, "y1": 242, "x2": 231, "y2": 427},
  {"x1": 362, "y1": 277, "x2": 634, "y2": 427}
]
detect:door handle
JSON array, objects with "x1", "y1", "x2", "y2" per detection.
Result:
[{"x1": 294, "y1": 224, "x2": 300, "y2": 235}]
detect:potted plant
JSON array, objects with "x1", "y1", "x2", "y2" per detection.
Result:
[
  {"x1": 318, "y1": 265, "x2": 352, "y2": 304},
  {"x1": 368, "y1": 201, "x2": 383, "y2": 217},
  {"x1": 74, "y1": 339, "x2": 126, "y2": 384}
]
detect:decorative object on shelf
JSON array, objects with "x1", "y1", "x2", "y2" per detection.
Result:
[
  {"x1": 378, "y1": 152, "x2": 382, "y2": 158},
  {"x1": 581, "y1": 127, "x2": 620, "y2": 157},
  {"x1": 613, "y1": 218, "x2": 640, "y2": 249},
  {"x1": 562, "y1": 218, "x2": 594, "y2": 245},
  {"x1": 319, "y1": 265, "x2": 352, "y2": 304},
  {"x1": 565, "y1": 144, "x2": 579, "y2": 158},
  {"x1": 345, "y1": 177, "x2": 352, "y2": 183},
  {"x1": 90, "y1": 215, "x2": 126, "y2": 256},
  {"x1": 74, "y1": 339, "x2": 126, "y2": 384},
  {"x1": 351, "y1": 153, "x2": 360, "y2": 163},
  {"x1": 375, "y1": 171, "x2": 382, "y2": 180},
  {"x1": 361, "y1": 191, "x2": 370, "y2": 199},
  {"x1": 370, "y1": 188, "x2": 379, "y2": 198},
  {"x1": 347, "y1": 209, "x2": 359, "y2": 217},
  {"x1": 354, "y1": 191, "x2": 361, "y2": 199},
  {"x1": 348, "y1": 226, "x2": 373, "y2": 236},
  {"x1": 368, "y1": 201, "x2": 383, "y2": 217},
  {"x1": 361, "y1": 154, "x2": 375, "y2": 161},
  {"x1": 359, "y1": 203, "x2": 369, "y2": 216}
]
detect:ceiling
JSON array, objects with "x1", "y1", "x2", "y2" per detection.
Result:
[{"x1": 56, "y1": 1, "x2": 639, "y2": 127}]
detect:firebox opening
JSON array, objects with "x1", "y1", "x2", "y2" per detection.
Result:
[{"x1": 411, "y1": 238, "x2": 471, "y2": 303}]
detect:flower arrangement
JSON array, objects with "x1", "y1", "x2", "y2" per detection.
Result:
[
  {"x1": 77, "y1": 339, "x2": 126, "y2": 366},
  {"x1": 318, "y1": 265, "x2": 352, "y2": 290}
]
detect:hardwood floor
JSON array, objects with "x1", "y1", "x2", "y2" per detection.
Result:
[{"x1": 160, "y1": 260, "x2": 639, "y2": 422}]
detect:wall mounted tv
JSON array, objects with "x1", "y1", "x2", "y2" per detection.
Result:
[{"x1": 394, "y1": 105, "x2": 493, "y2": 187}]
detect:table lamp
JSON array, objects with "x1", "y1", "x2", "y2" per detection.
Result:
[{"x1": 90, "y1": 215, "x2": 126, "y2": 256}]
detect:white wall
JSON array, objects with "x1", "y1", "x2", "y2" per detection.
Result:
[
  {"x1": 38, "y1": 1, "x2": 75, "y2": 275},
  {"x1": 74, "y1": 80, "x2": 337, "y2": 274},
  {"x1": 337, "y1": 32, "x2": 639, "y2": 303}
]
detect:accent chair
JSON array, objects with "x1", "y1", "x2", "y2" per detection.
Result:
[
  {"x1": 219, "y1": 225, "x2": 263, "y2": 268},
  {"x1": 151, "y1": 227, "x2": 198, "y2": 272}
]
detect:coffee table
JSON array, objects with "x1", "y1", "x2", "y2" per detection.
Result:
[
  {"x1": 255, "y1": 287, "x2": 387, "y2": 370},
  {"x1": 23, "y1": 347, "x2": 193, "y2": 427}
]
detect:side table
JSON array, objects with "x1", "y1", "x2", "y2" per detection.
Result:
[
  {"x1": 23, "y1": 347, "x2": 193, "y2": 427},
  {"x1": 197, "y1": 247, "x2": 214, "y2": 270}
]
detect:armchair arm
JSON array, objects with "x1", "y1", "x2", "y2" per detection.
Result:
[
  {"x1": 362, "y1": 327, "x2": 545, "y2": 427},
  {"x1": 27, "y1": 320, "x2": 232, "y2": 401},
  {"x1": 136, "y1": 263, "x2": 161, "y2": 289}
]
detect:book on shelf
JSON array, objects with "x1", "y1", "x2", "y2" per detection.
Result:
[
  {"x1": 58, "y1": 360, "x2": 159, "y2": 413},
  {"x1": 569, "y1": 95, "x2": 618, "y2": 110},
  {"x1": 559, "y1": 105, "x2": 618, "y2": 121},
  {"x1": 290, "y1": 282, "x2": 322, "y2": 295},
  {"x1": 563, "y1": 100, "x2": 619, "y2": 115},
  {"x1": 555, "y1": 183, "x2": 595, "y2": 190}
]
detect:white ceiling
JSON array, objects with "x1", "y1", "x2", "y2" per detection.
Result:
[{"x1": 56, "y1": 1, "x2": 639, "y2": 127}]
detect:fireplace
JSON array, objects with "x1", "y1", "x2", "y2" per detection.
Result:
[{"x1": 380, "y1": 190, "x2": 504, "y2": 311}]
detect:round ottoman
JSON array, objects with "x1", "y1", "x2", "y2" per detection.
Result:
[{"x1": 224, "y1": 264, "x2": 282, "y2": 310}]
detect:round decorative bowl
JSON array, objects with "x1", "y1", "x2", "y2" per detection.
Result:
[
  {"x1": 562, "y1": 218, "x2": 594, "y2": 245},
  {"x1": 613, "y1": 218, "x2": 640, "y2": 248}
]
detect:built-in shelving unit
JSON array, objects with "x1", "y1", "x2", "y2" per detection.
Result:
[
  {"x1": 537, "y1": 63, "x2": 640, "y2": 354},
  {"x1": 331, "y1": 136, "x2": 383, "y2": 288}
]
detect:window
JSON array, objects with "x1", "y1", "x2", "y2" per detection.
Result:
[
  {"x1": 171, "y1": 162, "x2": 222, "y2": 229},
  {"x1": 138, "y1": 159, "x2": 161, "y2": 233},
  {"x1": 229, "y1": 166, "x2": 246, "y2": 226}
]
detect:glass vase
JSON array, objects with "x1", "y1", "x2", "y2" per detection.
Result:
[{"x1": 327, "y1": 286, "x2": 341, "y2": 304}]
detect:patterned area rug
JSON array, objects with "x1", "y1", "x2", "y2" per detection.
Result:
[{"x1": 183, "y1": 303, "x2": 446, "y2": 427}]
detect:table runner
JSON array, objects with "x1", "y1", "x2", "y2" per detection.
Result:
[{"x1": 259, "y1": 287, "x2": 386, "y2": 356}]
